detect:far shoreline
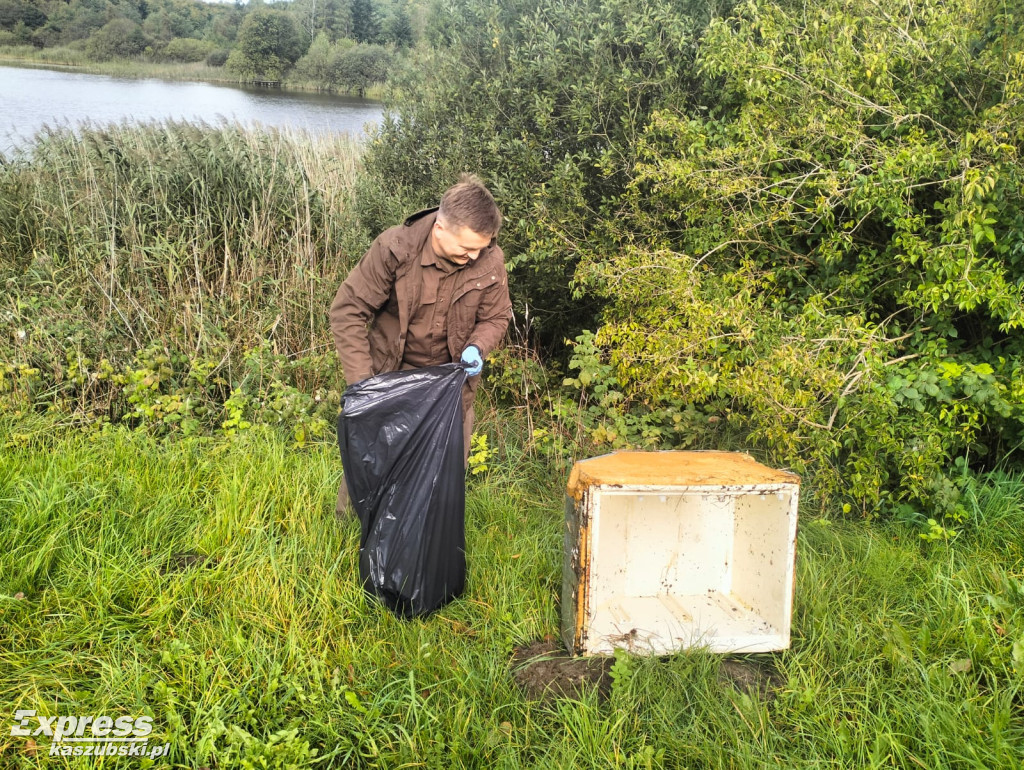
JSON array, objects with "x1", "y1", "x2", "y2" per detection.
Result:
[{"x1": 0, "y1": 51, "x2": 386, "y2": 102}]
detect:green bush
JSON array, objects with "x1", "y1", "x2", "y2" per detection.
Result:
[
  {"x1": 292, "y1": 33, "x2": 350, "y2": 86},
  {"x1": 161, "y1": 36, "x2": 214, "y2": 63},
  {"x1": 329, "y1": 43, "x2": 390, "y2": 97},
  {"x1": 292, "y1": 33, "x2": 392, "y2": 95},
  {"x1": 569, "y1": 0, "x2": 1024, "y2": 517},
  {"x1": 84, "y1": 18, "x2": 150, "y2": 61},
  {"x1": 206, "y1": 48, "x2": 229, "y2": 67}
]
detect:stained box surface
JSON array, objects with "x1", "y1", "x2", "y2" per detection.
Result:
[{"x1": 562, "y1": 451, "x2": 799, "y2": 656}]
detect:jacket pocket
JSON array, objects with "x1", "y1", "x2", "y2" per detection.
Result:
[{"x1": 452, "y1": 272, "x2": 500, "y2": 306}]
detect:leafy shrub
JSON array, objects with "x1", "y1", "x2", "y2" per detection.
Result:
[
  {"x1": 293, "y1": 34, "x2": 391, "y2": 95},
  {"x1": 329, "y1": 43, "x2": 390, "y2": 97},
  {"x1": 0, "y1": 340, "x2": 339, "y2": 444},
  {"x1": 0, "y1": 28, "x2": 23, "y2": 46},
  {"x1": 292, "y1": 33, "x2": 351, "y2": 86},
  {"x1": 85, "y1": 18, "x2": 150, "y2": 61},
  {"x1": 569, "y1": 0, "x2": 1024, "y2": 516},
  {"x1": 161, "y1": 36, "x2": 214, "y2": 63},
  {"x1": 206, "y1": 48, "x2": 229, "y2": 67}
]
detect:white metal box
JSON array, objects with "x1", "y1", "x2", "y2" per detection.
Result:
[{"x1": 562, "y1": 451, "x2": 799, "y2": 656}]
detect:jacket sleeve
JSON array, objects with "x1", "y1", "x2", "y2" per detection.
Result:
[
  {"x1": 466, "y1": 251, "x2": 513, "y2": 359},
  {"x1": 329, "y1": 234, "x2": 399, "y2": 386}
]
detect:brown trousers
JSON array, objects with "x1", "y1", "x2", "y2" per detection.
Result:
[{"x1": 336, "y1": 381, "x2": 476, "y2": 514}]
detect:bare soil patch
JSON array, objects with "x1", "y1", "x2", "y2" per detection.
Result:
[
  {"x1": 717, "y1": 657, "x2": 785, "y2": 701},
  {"x1": 160, "y1": 551, "x2": 220, "y2": 575},
  {"x1": 511, "y1": 640, "x2": 613, "y2": 701},
  {"x1": 511, "y1": 640, "x2": 784, "y2": 703}
]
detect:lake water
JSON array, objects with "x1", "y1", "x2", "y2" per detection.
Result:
[{"x1": 0, "y1": 64, "x2": 384, "y2": 155}]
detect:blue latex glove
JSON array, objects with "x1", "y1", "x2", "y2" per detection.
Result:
[{"x1": 461, "y1": 345, "x2": 483, "y2": 376}]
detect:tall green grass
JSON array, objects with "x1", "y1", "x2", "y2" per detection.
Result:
[
  {"x1": 0, "y1": 46, "x2": 234, "y2": 83},
  {"x1": 0, "y1": 45, "x2": 90, "y2": 68},
  {"x1": 1, "y1": 123, "x2": 368, "y2": 426},
  {"x1": 1, "y1": 417, "x2": 1022, "y2": 768}
]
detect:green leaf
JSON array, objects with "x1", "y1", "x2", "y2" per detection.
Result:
[{"x1": 947, "y1": 658, "x2": 971, "y2": 675}]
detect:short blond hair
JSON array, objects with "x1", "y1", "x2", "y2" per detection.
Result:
[{"x1": 438, "y1": 174, "x2": 502, "y2": 237}]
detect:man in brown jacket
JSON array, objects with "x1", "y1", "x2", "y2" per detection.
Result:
[{"x1": 329, "y1": 177, "x2": 513, "y2": 515}]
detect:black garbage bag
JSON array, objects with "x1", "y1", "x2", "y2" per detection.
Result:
[{"x1": 337, "y1": 363, "x2": 468, "y2": 618}]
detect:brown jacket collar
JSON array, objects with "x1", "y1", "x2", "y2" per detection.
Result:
[
  {"x1": 395, "y1": 207, "x2": 500, "y2": 269},
  {"x1": 385, "y1": 207, "x2": 436, "y2": 260}
]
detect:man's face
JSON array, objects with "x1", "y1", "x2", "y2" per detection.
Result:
[{"x1": 432, "y1": 219, "x2": 492, "y2": 265}]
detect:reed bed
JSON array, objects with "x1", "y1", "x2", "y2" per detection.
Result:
[
  {"x1": 0, "y1": 46, "x2": 237, "y2": 83},
  {"x1": 0, "y1": 44, "x2": 91, "y2": 68},
  {"x1": 1, "y1": 122, "x2": 367, "y2": 425}
]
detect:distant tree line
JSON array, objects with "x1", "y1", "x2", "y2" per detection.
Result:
[{"x1": 0, "y1": 0, "x2": 416, "y2": 93}]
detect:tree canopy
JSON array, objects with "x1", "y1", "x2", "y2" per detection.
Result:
[{"x1": 226, "y1": 8, "x2": 307, "y2": 81}]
